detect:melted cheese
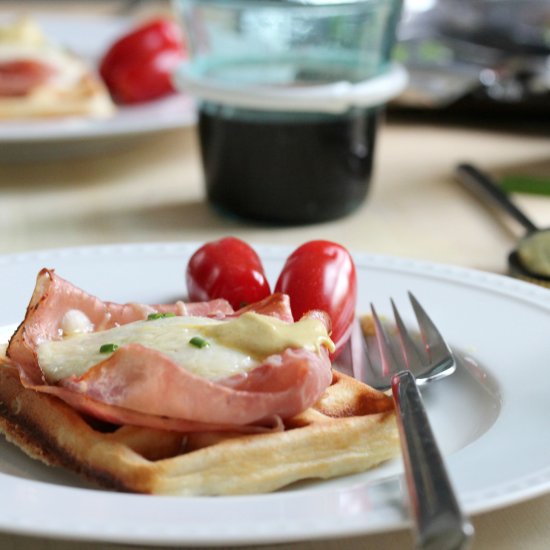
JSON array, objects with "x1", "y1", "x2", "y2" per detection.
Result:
[
  {"x1": 37, "y1": 312, "x2": 334, "y2": 383},
  {"x1": 200, "y1": 313, "x2": 334, "y2": 358},
  {"x1": 60, "y1": 309, "x2": 94, "y2": 337},
  {"x1": 0, "y1": 18, "x2": 46, "y2": 47}
]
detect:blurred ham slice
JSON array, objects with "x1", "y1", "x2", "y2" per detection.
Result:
[
  {"x1": 6, "y1": 269, "x2": 332, "y2": 432},
  {"x1": 0, "y1": 60, "x2": 56, "y2": 96}
]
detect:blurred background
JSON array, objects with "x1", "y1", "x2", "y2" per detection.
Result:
[
  {"x1": 395, "y1": 0, "x2": 550, "y2": 123},
  {"x1": 0, "y1": 0, "x2": 549, "y2": 270}
]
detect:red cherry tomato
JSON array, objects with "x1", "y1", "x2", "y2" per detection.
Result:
[
  {"x1": 186, "y1": 237, "x2": 271, "y2": 310},
  {"x1": 274, "y1": 240, "x2": 357, "y2": 358},
  {"x1": 99, "y1": 18, "x2": 186, "y2": 104}
]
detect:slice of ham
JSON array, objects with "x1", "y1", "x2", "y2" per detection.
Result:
[
  {"x1": 0, "y1": 60, "x2": 56, "y2": 96},
  {"x1": 7, "y1": 269, "x2": 333, "y2": 432},
  {"x1": 19, "y1": 375, "x2": 284, "y2": 434},
  {"x1": 58, "y1": 345, "x2": 330, "y2": 425},
  {"x1": 7, "y1": 268, "x2": 234, "y2": 385},
  {"x1": 229, "y1": 293, "x2": 294, "y2": 323}
]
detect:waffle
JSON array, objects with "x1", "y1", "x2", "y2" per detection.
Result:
[
  {"x1": 0, "y1": 361, "x2": 398, "y2": 496},
  {"x1": 0, "y1": 72, "x2": 115, "y2": 119},
  {"x1": 0, "y1": 17, "x2": 115, "y2": 119}
]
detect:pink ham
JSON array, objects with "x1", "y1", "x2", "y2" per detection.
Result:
[
  {"x1": 23, "y1": 379, "x2": 284, "y2": 433},
  {"x1": 0, "y1": 60, "x2": 56, "y2": 97},
  {"x1": 7, "y1": 268, "x2": 234, "y2": 384},
  {"x1": 230, "y1": 293, "x2": 294, "y2": 322},
  {"x1": 7, "y1": 268, "x2": 333, "y2": 432}
]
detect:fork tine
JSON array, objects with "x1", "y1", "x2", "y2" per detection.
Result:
[
  {"x1": 408, "y1": 291, "x2": 455, "y2": 374},
  {"x1": 370, "y1": 303, "x2": 399, "y2": 378},
  {"x1": 390, "y1": 298, "x2": 424, "y2": 373}
]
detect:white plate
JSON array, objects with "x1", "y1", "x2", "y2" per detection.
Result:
[
  {"x1": 0, "y1": 242, "x2": 550, "y2": 546},
  {"x1": 0, "y1": 93, "x2": 195, "y2": 143},
  {"x1": 0, "y1": 14, "x2": 195, "y2": 158}
]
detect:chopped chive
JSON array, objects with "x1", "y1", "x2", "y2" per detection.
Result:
[
  {"x1": 189, "y1": 336, "x2": 209, "y2": 349},
  {"x1": 99, "y1": 343, "x2": 119, "y2": 353},
  {"x1": 147, "y1": 312, "x2": 176, "y2": 320}
]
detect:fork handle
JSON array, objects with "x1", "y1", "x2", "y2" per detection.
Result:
[{"x1": 392, "y1": 370, "x2": 474, "y2": 550}]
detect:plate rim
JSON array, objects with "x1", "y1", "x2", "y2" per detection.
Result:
[{"x1": 0, "y1": 94, "x2": 196, "y2": 143}]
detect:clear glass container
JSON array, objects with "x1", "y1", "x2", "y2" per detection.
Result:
[{"x1": 174, "y1": 0, "x2": 404, "y2": 224}]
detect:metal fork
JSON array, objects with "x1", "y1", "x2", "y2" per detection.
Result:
[{"x1": 352, "y1": 292, "x2": 474, "y2": 550}]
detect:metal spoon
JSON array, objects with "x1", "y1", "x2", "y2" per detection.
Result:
[{"x1": 455, "y1": 163, "x2": 550, "y2": 286}]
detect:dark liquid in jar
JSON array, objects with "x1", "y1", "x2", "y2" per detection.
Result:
[{"x1": 198, "y1": 106, "x2": 380, "y2": 225}]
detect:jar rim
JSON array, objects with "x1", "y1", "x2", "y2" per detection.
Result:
[{"x1": 173, "y1": 62, "x2": 408, "y2": 113}]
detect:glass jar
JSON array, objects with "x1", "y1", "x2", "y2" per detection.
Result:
[{"x1": 174, "y1": 0, "x2": 405, "y2": 224}]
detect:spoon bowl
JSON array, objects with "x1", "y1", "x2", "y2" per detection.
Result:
[
  {"x1": 455, "y1": 163, "x2": 550, "y2": 285},
  {"x1": 508, "y1": 246, "x2": 550, "y2": 288}
]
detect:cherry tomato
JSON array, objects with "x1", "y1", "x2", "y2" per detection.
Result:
[
  {"x1": 99, "y1": 18, "x2": 186, "y2": 104},
  {"x1": 186, "y1": 237, "x2": 271, "y2": 310},
  {"x1": 274, "y1": 240, "x2": 357, "y2": 358}
]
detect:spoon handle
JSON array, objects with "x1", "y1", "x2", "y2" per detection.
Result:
[{"x1": 455, "y1": 163, "x2": 539, "y2": 233}]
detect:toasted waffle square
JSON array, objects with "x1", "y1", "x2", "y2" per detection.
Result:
[{"x1": 0, "y1": 363, "x2": 398, "y2": 495}]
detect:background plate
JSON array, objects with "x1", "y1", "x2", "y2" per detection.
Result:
[{"x1": 0, "y1": 13, "x2": 195, "y2": 160}]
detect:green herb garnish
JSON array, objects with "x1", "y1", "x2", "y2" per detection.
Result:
[
  {"x1": 99, "y1": 343, "x2": 119, "y2": 353},
  {"x1": 147, "y1": 312, "x2": 176, "y2": 320},
  {"x1": 189, "y1": 336, "x2": 209, "y2": 349},
  {"x1": 500, "y1": 175, "x2": 550, "y2": 197}
]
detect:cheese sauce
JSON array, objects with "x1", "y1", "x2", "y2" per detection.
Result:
[
  {"x1": 0, "y1": 18, "x2": 45, "y2": 46},
  {"x1": 60, "y1": 309, "x2": 94, "y2": 336},
  {"x1": 37, "y1": 312, "x2": 334, "y2": 383}
]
